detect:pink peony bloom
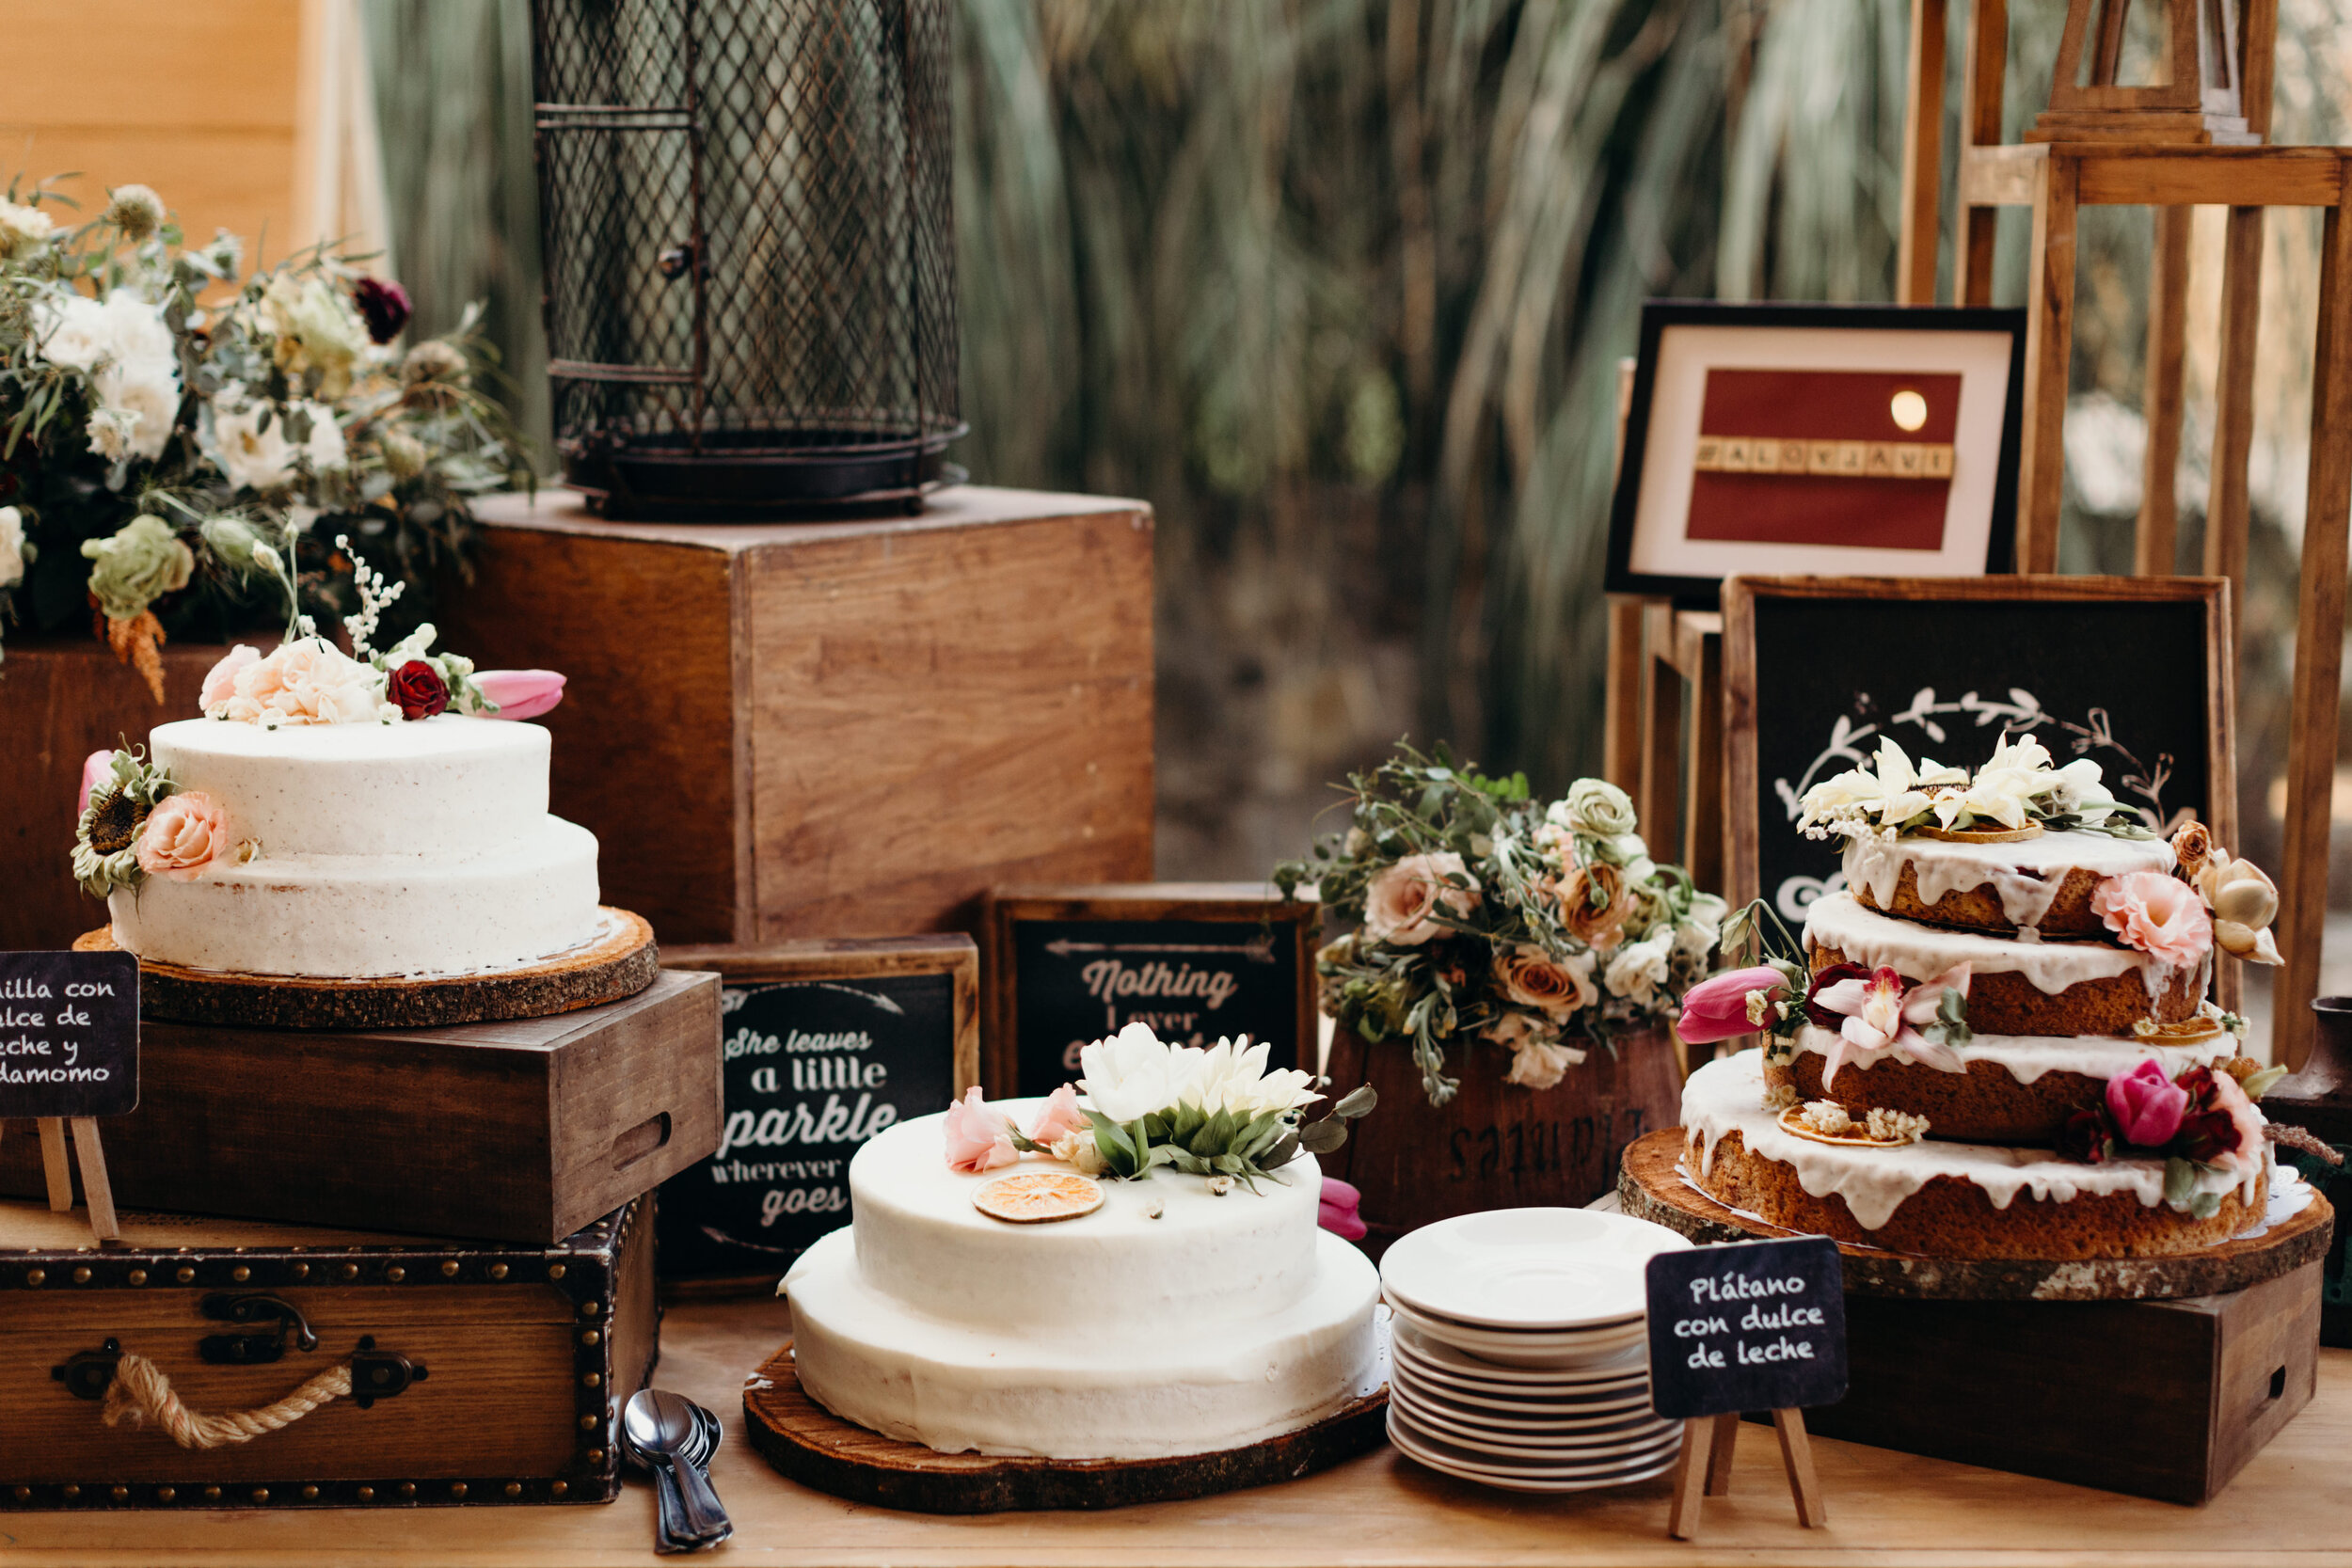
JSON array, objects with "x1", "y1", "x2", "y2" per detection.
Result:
[
  {"x1": 1026, "y1": 1084, "x2": 1086, "y2": 1144},
  {"x1": 2091, "y1": 872, "x2": 2212, "y2": 968},
  {"x1": 1318, "y1": 1177, "x2": 1367, "y2": 1242},
  {"x1": 78, "y1": 750, "x2": 116, "y2": 812},
  {"x1": 1677, "y1": 965, "x2": 1788, "y2": 1044},
  {"x1": 474, "y1": 669, "x2": 566, "y2": 720},
  {"x1": 2105, "y1": 1058, "x2": 2190, "y2": 1147},
  {"x1": 199, "y1": 643, "x2": 261, "y2": 714},
  {"x1": 1361, "y1": 851, "x2": 1480, "y2": 946},
  {"x1": 1807, "y1": 962, "x2": 1970, "y2": 1085},
  {"x1": 942, "y1": 1085, "x2": 1017, "y2": 1174},
  {"x1": 135, "y1": 792, "x2": 227, "y2": 880}
]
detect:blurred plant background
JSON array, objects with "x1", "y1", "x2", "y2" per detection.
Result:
[{"x1": 364, "y1": 0, "x2": 2352, "y2": 894}]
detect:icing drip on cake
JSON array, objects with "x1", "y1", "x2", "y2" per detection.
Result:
[
  {"x1": 1788, "y1": 1022, "x2": 2233, "y2": 1085},
  {"x1": 1843, "y1": 830, "x2": 2174, "y2": 933},
  {"x1": 1804, "y1": 891, "x2": 2195, "y2": 997},
  {"x1": 1682, "y1": 1050, "x2": 2261, "y2": 1229}
]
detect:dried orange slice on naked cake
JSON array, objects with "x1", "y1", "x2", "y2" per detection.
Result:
[{"x1": 973, "y1": 1171, "x2": 1106, "y2": 1224}]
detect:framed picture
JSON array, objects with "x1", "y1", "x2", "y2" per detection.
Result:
[{"x1": 1605, "y1": 302, "x2": 2027, "y2": 605}]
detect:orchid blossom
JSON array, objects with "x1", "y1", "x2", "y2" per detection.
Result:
[{"x1": 1806, "y1": 962, "x2": 1971, "y2": 1085}]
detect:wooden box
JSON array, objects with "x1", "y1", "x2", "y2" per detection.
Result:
[
  {"x1": 0, "y1": 1197, "x2": 653, "y2": 1509},
  {"x1": 439, "y1": 489, "x2": 1157, "y2": 947},
  {"x1": 1806, "y1": 1262, "x2": 2322, "y2": 1504},
  {"x1": 0, "y1": 971, "x2": 723, "y2": 1244}
]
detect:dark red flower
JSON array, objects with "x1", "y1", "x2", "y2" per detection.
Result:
[
  {"x1": 2058, "y1": 1106, "x2": 2117, "y2": 1164},
  {"x1": 353, "y1": 277, "x2": 412, "y2": 344},
  {"x1": 389, "y1": 659, "x2": 448, "y2": 721},
  {"x1": 2173, "y1": 1106, "x2": 2239, "y2": 1164},
  {"x1": 1801, "y1": 962, "x2": 1871, "y2": 1028}
]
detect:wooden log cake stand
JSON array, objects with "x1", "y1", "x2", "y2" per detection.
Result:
[
  {"x1": 1617, "y1": 1128, "x2": 2332, "y2": 1302},
  {"x1": 741, "y1": 1339, "x2": 1391, "y2": 1513},
  {"x1": 437, "y1": 488, "x2": 1157, "y2": 947},
  {"x1": 72, "y1": 909, "x2": 658, "y2": 1031}
]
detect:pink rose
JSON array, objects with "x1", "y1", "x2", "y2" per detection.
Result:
[
  {"x1": 1361, "y1": 851, "x2": 1480, "y2": 945},
  {"x1": 78, "y1": 750, "x2": 116, "y2": 813},
  {"x1": 135, "y1": 792, "x2": 226, "y2": 880},
  {"x1": 474, "y1": 669, "x2": 566, "y2": 720},
  {"x1": 2092, "y1": 872, "x2": 2213, "y2": 967},
  {"x1": 2105, "y1": 1058, "x2": 2190, "y2": 1147},
  {"x1": 1319, "y1": 1177, "x2": 1367, "y2": 1241},
  {"x1": 1026, "y1": 1084, "x2": 1086, "y2": 1144},
  {"x1": 199, "y1": 643, "x2": 261, "y2": 714},
  {"x1": 1676, "y1": 965, "x2": 1788, "y2": 1044},
  {"x1": 942, "y1": 1086, "x2": 1017, "y2": 1174}
]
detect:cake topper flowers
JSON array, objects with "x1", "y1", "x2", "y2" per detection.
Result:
[
  {"x1": 1798, "y1": 733, "x2": 2146, "y2": 843},
  {"x1": 2058, "y1": 1057, "x2": 2289, "y2": 1216}
]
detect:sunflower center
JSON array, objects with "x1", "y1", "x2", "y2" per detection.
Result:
[{"x1": 87, "y1": 786, "x2": 147, "y2": 855}]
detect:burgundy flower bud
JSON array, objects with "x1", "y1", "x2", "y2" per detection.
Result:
[
  {"x1": 2058, "y1": 1107, "x2": 2116, "y2": 1164},
  {"x1": 1801, "y1": 962, "x2": 1870, "y2": 1029},
  {"x1": 353, "y1": 277, "x2": 412, "y2": 344},
  {"x1": 389, "y1": 658, "x2": 449, "y2": 721}
]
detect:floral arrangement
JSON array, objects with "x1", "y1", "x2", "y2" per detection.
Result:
[
  {"x1": 0, "y1": 177, "x2": 528, "y2": 697},
  {"x1": 1273, "y1": 745, "x2": 1724, "y2": 1105},
  {"x1": 2059, "y1": 1058, "x2": 2280, "y2": 1216},
  {"x1": 1677, "y1": 929, "x2": 1975, "y2": 1090},
  {"x1": 1797, "y1": 733, "x2": 2147, "y2": 842},
  {"x1": 942, "y1": 1023, "x2": 1376, "y2": 1189}
]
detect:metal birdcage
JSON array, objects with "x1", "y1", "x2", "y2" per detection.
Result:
[{"x1": 530, "y1": 0, "x2": 964, "y2": 518}]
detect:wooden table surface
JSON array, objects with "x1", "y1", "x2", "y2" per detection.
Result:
[{"x1": 5, "y1": 1297, "x2": 2346, "y2": 1566}]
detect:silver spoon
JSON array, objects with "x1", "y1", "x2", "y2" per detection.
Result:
[
  {"x1": 623, "y1": 1412, "x2": 711, "y2": 1552},
  {"x1": 627, "y1": 1389, "x2": 731, "y2": 1544}
]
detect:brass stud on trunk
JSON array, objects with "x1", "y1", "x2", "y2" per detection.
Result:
[
  {"x1": 450, "y1": 1482, "x2": 468, "y2": 1498},
  {"x1": 72, "y1": 1267, "x2": 90, "y2": 1284},
  {"x1": 300, "y1": 1485, "x2": 318, "y2": 1500},
  {"x1": 230, "y1": 1266, "x2": 248, "y2": 1282},
  {"x1": 24, "y1": 1270, "x2": 43, "y2": 1286},
  {"x1": 356, "y1": 1486, "x2": 374, "y2": 1502},
  {"x1": 127, "y1": 1269, "x2": 148, "y2": 1286},
  {"x1": 156, "y1": 1487, "x2": 175, "y2": 1502},
  {"x1": 386, "y1": 1266, "x2": 405, "y2": 1283},
  {"x1": 176, "y1": 1267, "x2": 195, "y2": 1284}
]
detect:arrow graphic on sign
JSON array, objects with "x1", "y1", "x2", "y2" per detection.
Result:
[{"x1": 1043, "y1": 938, "x2": 1277, "y2": 962}]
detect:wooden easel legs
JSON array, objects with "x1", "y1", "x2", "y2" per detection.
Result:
[
  {"x1": 10, "y1": 1117, "x2": 119, "y2": 1243},
  {"x1": 1668, "y1": 1409, "x2": 1826, "y2": 1540}
]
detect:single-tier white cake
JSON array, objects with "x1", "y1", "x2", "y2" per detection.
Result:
[
  {"x1": 783, "y1": 1098, "x2": 1380, "y2": 1460},
  {"x1": 106, "y1": 715, "x2": 602, "y2": 978}
]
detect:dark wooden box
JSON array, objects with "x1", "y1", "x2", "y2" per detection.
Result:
[
  {"x1": 1805, "y1": 1262, "x2": 2321, "y2": 1504},
  {"x1": 440, "y1": 489, "x2": 1157, "y2": 946},
  {"x1": 0, "y1": 971, "x2": 722, "y2": 1244},
  {"x1": 0, "y1": 1196, "x2": 654, "y2": 1508}
]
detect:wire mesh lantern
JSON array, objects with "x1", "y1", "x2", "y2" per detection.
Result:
[{"x1": 530, "y1": 0, "x2": 964, "y2": 518}]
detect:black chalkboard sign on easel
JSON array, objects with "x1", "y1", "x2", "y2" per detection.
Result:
[
  {"x1": 1646, "y1": 1236, "x2": 1846, "y2": 1539},
  {"x1": 0, "y1": 949, "x2": 139, "y2": 1243},
  {"x1": 1723, "y1": 576, "x2": 2235, "y2": 1006}
]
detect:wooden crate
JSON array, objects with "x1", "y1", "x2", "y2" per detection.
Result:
[
  {"x1": 440, "y1": 489, "x2": 1156, "y2": 946},
  {"x1": 0, "y1": 1197, "x2": 653, "y2": 1508},
  {"x1": 1806, "y1": 1262, "x2": 2322, "y2": 1504},
  {"x1": 0, "y1": 971, "x2": 723, "y2": 1244}
]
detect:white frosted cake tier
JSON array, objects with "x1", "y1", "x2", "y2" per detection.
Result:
[
  {"x1": 1787, "y1": 1022, "x2": 2235, "y2": 1085},
  {"x1": 107, "y1": 818, "x2": 602, "y2": 978},
  {"x1": 151, "y1": 714, "x2": 551, "y2": 857},
  {"x1": 783, "y1": 1099, "x2": 1380, "y2": 1460},
  {"x1": 1842, "y1": 828, "x2": 2173, "y2": 932},
  {"x1": 848, "y1": 1099, "x2": 1325, "y2": 1333},
  {"x1": 1804, "y1": 891, "x2": 2201, "y2": 998}
]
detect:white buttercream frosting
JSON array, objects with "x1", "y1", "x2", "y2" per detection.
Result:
[
  {"x1": 1804, "y1": 891, "x2": 2199, "y2": 998},
  {"x1": 1788, "y1": 1022, "x2": 2234, "y2": 1085},
  {"x1": 784, "y1": 1099, "x2": 1379, "y2": 1459},
  {"x1": 1683, "y1": 1050, "x2": 2262, "y2": 1231},
  {"x1": 1844, "y1": 829, "x2": 2173, "y2": 931}
]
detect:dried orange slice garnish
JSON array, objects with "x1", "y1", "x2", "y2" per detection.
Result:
[{"x1": 973, "y1": 1171, "x2": 1106, "y2": 1224}]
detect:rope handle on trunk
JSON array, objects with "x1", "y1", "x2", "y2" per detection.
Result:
[{"x1": 100, "y1": 1351, "x2": 354, "y2": 1449}]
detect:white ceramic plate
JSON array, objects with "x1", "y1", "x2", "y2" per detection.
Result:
[
  {"x1": 1392, "y1": 1390, "x2": 1675, "y2": 1451},
  {"x1": 1391, "y1": 1376, "x2": 1663, "y2": 1433},
  {"x1": 1393, "y1": 1367, "x2": 1654, "y2": 1418},
  {"x1": 1385, "y1": 1301, "x2": 1650, "y2": 1368},
  {"x1": 1387, "y1": 1407, "x2": 1684, "y2": 1481},
  {"x1": 1389, "y1": 1350, "x2": 1647, "y2": 1403},
  {"x1": 1380, "y1": 1207, "x2": 1692, "y2": 1330},
  {"x1": 1391, "y1": 1319, "x2": 1649, "y2": 1385},
  {"x1": 1388, "y1": 1421, "x2": 1681, "y2": 1495}
]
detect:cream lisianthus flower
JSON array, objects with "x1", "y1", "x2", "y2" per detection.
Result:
[
  {"x1": 1600, "y1": 928, "x2": 1676, "y2": 1009},
  {"x1": 0, "y1": 198, "x2": 54, "y2": 260},
  {"x1": 207, "y1": 393, "x2": 348, "y2": 491},
  {"x1": 1077, "y1": 1022, "x2": 1200, "y2": 1124}
]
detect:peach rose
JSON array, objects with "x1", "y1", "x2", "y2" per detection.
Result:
[
  {"x1": 135, "y1": 791, "x2": 226, "y2": 880},
  {"x1": 2091, "y1": 872, "x2": 2212, "y2": 968},
  {"x1": 1362, "y1": 852, "x2": 1480, "y2": 945},
  {"x1": 1493, "y1": 944, "x2": 1598, "y2": 1022},
  {"x1": 199, "y1": 643, "x2": 260, "y2": 715},
  {"x1": 942, "y1": 1086, "x2": 1017, "y2": 1174},
  {"x1": 1026, "y1": 1084, "x2": 1087, "y2": 1145},
  {"x1": 1557, "y1": 860, "x2": 1635, "y2": 949}
]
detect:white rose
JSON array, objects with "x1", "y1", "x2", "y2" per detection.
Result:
[
  {"x1": 0, "y1": 506, "x2": 25, "y2": 588},
  {"x1": 0, "y1": 198, "x2": 56, "y2": 260},
  {"x1": 1601, "y1": 930, "x2": 1674, "y2": 1009},
  {"x1": 207, "y1": 395, "x2": 297, "y2": 491},
  {"x1": 1078, "y1": 1022, "x2": 1200, "y2": 1124},
  {"x1": 35, "y1": 293, "x2": 112, "y2": 373}
]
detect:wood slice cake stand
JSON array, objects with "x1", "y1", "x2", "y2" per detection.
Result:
[
  {"x1": 743, "y1": 1338, "x2": 1391, "y2": 1513},
  {"x1": 73, "y1": 907, "x2": 659, "y2": 1029},
  {"x1": 1618, "y1": 1128, "x2": 2332, "y2": 1302}
]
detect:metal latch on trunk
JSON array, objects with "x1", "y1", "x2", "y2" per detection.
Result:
[{"x1": 197, "y1": 1291, "x2": 319, "y2": 1365}]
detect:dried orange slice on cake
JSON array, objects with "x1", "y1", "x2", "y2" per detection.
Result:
[{"x1": 973, "y1": 1171, "x2": 1106, "y2": 1224}]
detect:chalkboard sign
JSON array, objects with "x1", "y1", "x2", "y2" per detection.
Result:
[
  {"x1": 985, "y1": 885, "x2": 1318, "y2": 1097},
  {"x1": 0, "y1": 950, "x2": 138, "y2": 1118},
  {"x1": 1645, "y1": 1236, "x2": 1847, "y2": 1419},
  {"x1": 1724, "y1": 577, "x2": 2232, "y2": 926},
  {"x1": 656, "y1": 937, "x2": 978, "y2": 1287}
]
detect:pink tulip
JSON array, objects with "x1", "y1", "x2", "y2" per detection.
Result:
[
  {"x1": 1026, "y1": 1084, "x2": 1086, "y2": 1144},
  {"x1": 1676, "y1": 965, "x2": 1787, "y2": 1044},
  {"x1": 1318, "y1": 1177, "x2": 1367, "y2": 1242},
  {"x1": 942, "y1": 1086, "x2": 1018, "y2": 1174},
  {"x1": 79, "y1": 750, "x2": 117, "y2": 813},
  {"x1": 474, "y1": 669, "x2": 566, "y2": 720},
  {"x1": 2105, "y1": 1058, "x2": 2190, "y2": 1148}
]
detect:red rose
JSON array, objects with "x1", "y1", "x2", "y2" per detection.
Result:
[
  {"x1": 353, "y1": 277, "x2": 412, "y2": 344},
  {"x1": 389, "y1": 659, "x2": 449, "y2": 721}
]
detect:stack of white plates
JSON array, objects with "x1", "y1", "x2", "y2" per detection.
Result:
[{"x1": 1379, "y1": 1208, "x2": 1693, "y2": 1493}]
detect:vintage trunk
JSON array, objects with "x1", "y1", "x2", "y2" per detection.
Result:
[
  {"x1": 1807, "y1": 1261, "x2": 2322, "y2": 1504},
  {"x1": 438, "y1": 489, "x2": 1157, "y2": 947},
  {"x1": 1322, "y1": 1027, "x2": 1681, "y2": 1251},
  {"x1": 0, "y1": 971, "x2": 722, "y2": 1244},
  {"x1": 0, "y1": 1197, "x2": 656, "y2": 1509}
]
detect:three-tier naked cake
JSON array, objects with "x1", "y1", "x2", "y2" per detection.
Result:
[
  {"x1": 72, "y1": 621, "x2": 601, "y2": 979},
  {"x1": 783, "y1": 1027, "x2": 1381, "y2": 1460},
  {"x1": 1675, "y1": 734, "x2": 2299, "y2": 1260}
]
